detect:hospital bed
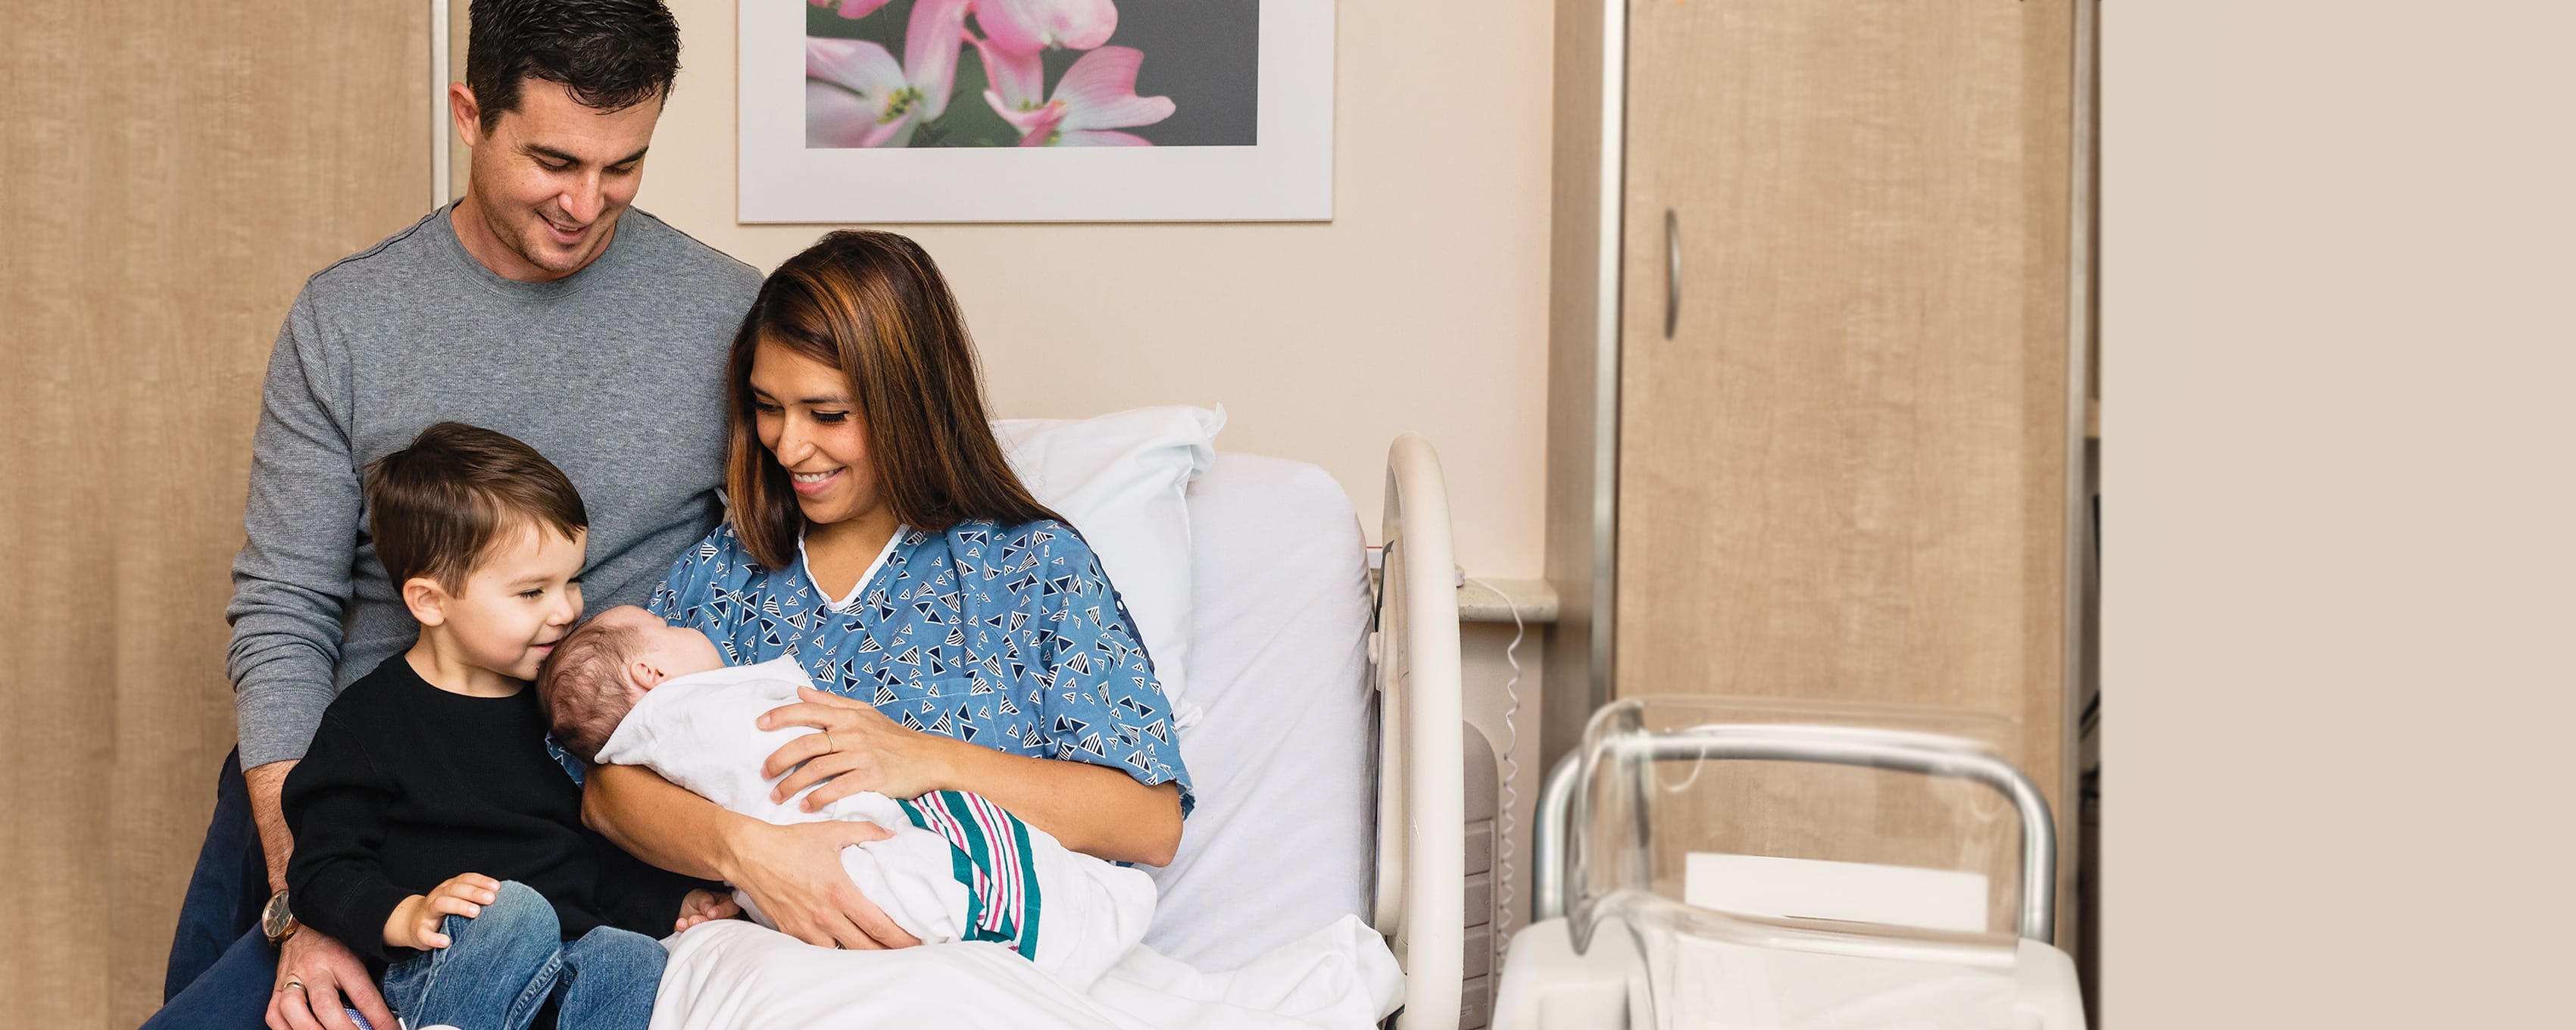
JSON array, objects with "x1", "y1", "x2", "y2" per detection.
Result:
[{"x1": 636, "y1": 428, "x2": 1472, "y2": 1030}]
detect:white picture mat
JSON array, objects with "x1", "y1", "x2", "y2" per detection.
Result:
[{"x1": 740, "y1": 1, "x2": 1335, "y2": 223}]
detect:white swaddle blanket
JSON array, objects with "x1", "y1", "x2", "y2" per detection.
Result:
[{"x1": 592, "y1": 657, "x2": 1158, "y2": 988}]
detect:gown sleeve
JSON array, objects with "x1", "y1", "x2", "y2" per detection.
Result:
[{"x1": 1018, "y1": 523, "x2": 1197, "y2": 816}]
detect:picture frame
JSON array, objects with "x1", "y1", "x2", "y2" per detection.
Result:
[{"x1": 740, "y1": 1, "x2": 1334, "y2": 223}]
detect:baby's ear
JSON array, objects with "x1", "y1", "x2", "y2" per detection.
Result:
[{"x1": 630, "y1": 659, "x2": 667, "y2": 691}]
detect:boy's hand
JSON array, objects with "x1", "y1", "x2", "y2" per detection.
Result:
[
  {"x1": 383, "y1": 873, "x2": 501, "y2": 950},
  {"x1": 674, "y1": 888, "x2": 742, "y2": 933}
]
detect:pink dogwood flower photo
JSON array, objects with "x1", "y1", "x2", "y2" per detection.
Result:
[
  {"x1": 803, "y1": 0, "x2": 1240, "y2": 149},
  {"x1": 981, "y1": 45, "x2": 1173, "y2": 146}
]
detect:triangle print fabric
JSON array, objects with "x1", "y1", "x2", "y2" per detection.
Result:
[{"x1": 648, "y1": 520, "x2": 1194, "y2": 813}]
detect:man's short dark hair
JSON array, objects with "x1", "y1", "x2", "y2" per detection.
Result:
[
  {"x1": 363, "y1": 422, "x2": 589, "y2": 594},
  {"x1": 467, "y1": 0, "x2": 682, "y2": 132}
]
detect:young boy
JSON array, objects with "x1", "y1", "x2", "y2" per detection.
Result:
[
  {"x1": 282, "y1": 423, "x2": 734, "y2": 1030},
  {"x1": 538, "y1": 604, "x2": 1160, "y2": 990}
]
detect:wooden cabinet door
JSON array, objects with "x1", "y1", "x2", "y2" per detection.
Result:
[{"x1": 1612, "y1": 0, "x2": 2075, "y2": 939}]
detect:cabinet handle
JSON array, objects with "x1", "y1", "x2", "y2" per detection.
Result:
[{"x1": 1663, "y1": 208, "x2": 1681, "y2": 339}]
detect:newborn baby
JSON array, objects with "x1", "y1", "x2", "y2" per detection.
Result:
[{"x1": 538, "y1": 605, "x2": 1157, "y2": 988}]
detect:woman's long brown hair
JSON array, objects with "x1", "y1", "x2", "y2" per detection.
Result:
[{"x1": 723, "y1": 229, "x2": 1063, "y2": 569}]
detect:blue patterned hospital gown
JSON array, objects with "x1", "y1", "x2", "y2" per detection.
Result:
[{"x1": 645, "y1": 520, "x2": 1193, "y2": 814}]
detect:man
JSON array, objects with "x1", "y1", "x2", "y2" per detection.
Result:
[{"x1": 149, "y1": 3, "x2": 760, "y2": 1027}]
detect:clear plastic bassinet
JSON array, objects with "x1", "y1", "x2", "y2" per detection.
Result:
[{"x1": 1518, "y1": 696, "x2": 2075, "y2": 1030}]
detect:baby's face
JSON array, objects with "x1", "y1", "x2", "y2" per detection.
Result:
[{"x1": 593, "y1": 604, "x2": 726, "y2": 687}]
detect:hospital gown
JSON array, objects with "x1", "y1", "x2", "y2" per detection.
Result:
[
  {"x1": 594, "y1": 657, "x2": 1157, "y2": 988},
  {"x1": 648, "y1": 519, "x2": 1194, "y2": 813}
]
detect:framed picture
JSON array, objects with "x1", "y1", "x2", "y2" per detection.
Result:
[{"x1": 741, "y1": 1, "x2": 1332, "y2": 223}]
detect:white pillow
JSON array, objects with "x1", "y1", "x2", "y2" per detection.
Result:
[{"x1": 993, "y1": 405, "x2": 1223, "y2": 730}]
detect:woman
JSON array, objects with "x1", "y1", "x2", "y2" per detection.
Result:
[{"x1": 583, "y1": 231, "x2": 1191, "y2": 950}]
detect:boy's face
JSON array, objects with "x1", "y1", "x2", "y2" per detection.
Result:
[
  {"x1": 592, "y1": 604, "x2": 726, "y2": 688},
  {"x1": 426, "y1": 523, "x2": 587, "y2": 682}
]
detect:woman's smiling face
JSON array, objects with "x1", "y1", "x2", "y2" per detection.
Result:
[{"x1": 748, "y1": 337, "x2": 881, "y2": 528}]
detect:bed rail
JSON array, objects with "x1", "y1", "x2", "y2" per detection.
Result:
[{"x1": 1370, "y1": 433, "x2": 1466, "y2": 1030}]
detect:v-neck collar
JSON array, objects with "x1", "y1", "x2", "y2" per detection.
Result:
[{"x1": 798, "y1": 525, "x2": 907, "y2": 613}]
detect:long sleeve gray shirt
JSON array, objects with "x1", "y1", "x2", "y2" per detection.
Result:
[{"x1": 227, "y1": 204, "x2": 762, "y2": 769}]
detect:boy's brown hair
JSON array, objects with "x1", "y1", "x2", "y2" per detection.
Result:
[{"x1": 363, "y1": 422, "x2": 589, "y2": 593}]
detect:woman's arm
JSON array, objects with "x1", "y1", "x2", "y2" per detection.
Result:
[
  {"x1": 926, "y1": 739, "x2": 1185, "y2": 866},
  {"x1": 760, "y1": 688, "x2": 1186, "y2": 866},
  {"x1": 582, "y1": 762, "x2": 921, "y2": 949}
]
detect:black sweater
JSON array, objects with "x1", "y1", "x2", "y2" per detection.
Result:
[{"x1": 283, "y1": 655, "x2": 710, "y2": 963}]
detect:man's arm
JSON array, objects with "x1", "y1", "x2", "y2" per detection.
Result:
[
  {"x1": 226, "y1": 294, "x2": 364, "y2": 875},
  {"x1": 245, "y1": 760, "x2": 298, "y2": 892},
  {"x1": 229, "y1": 295, "x2": 398, "y2": 1030}
]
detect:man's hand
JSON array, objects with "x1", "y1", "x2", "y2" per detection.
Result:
[
  {"x1": 383, "y1": 872, "x2": 500, "y2": 951},
  {"x1": 674, "y1": 888, "x2": 742, "y2": 933},
  {"x1": 268, "y1": 929, "x2": 395, "y2": 1030},
  {"x1": 727, "y1": 819, "x2": 921, "y2": 950}
]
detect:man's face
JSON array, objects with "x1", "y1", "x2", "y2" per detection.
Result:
[{"x1": 455, "y1": 78, "x2": 663, "y2": 281}]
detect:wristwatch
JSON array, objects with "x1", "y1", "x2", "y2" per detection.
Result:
[{"x1": 261, "y1": 889, "x2": 300, "y2": 947}]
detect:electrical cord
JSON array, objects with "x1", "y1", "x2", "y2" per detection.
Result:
[{"x1": 1463, "y1": 577, "x2": 1525, "y2": 947}]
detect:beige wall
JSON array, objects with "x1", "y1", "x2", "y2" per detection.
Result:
[
  {"x1": 2106, "y1": 2, "x2": 2575, "y2": 1026},
  {"x1": 601, "y1": 0, "x2": 1559, "y2": 578}
]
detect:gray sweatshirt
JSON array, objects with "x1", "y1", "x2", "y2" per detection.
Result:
[{"x1": 226, "y1": 204, "x2": 762, "y2": 769}]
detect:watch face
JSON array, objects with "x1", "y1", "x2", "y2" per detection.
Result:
[{"x1": 261, "y1": 893, "x2": 292, "y2": 939}]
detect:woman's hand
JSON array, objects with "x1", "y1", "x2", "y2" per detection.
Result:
[
  {"x1": 726, "y1": 818, "x2": 923, "y2": 950},
  {"x1": 673, "y1": 888, "x2": 742, "y2": 933},
  {"x1": 760, "y1": 686, "x2": 958, "y2": 807}
]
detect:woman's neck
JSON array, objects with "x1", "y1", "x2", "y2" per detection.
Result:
[
  {"x1": 804, "y1": 506, "x2": 903, "y2": 563},
  {"x1": 404, "y1": 634, "x2": 523, "y2": 698},
  {"x1": 801, "y1": 507, "x2": 903, "y2": 601}
]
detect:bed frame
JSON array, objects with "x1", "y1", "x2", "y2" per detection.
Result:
[{"x1": 1369, "y1": 433, "x2": 1469, "y2": 1030}]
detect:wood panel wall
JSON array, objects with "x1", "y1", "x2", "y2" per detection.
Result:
[{"x1": 0, "y1": 5, "x2": 428, "y2": 1025}]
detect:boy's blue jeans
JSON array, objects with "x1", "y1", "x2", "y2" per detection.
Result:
[{"x1": 381, "y1": 881, "x2": 665, "y2": 1030}]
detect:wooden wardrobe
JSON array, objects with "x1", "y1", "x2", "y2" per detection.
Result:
[{"x1": 1541, "y1": 0, "x2": 2095, "y2": 950}]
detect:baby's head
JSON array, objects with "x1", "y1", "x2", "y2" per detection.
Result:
[{"x1": 536, "y1": 604, "x2": 726, "y2": 763}]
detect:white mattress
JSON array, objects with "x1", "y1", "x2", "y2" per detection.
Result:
[{"x1": 1143, "y1": 453, "x2": 1378, "y2": 970}]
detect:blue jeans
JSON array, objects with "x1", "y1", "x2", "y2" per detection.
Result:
[
  {"x1": 163, "y1": 750, "x2": 269, "y2": 1003},
  {"x1": 142, "y1": 927, "x2": 276, "y2": 1029},
  {"x1": 382, "y1": 882, "x2": 665, "y2": 1030}
]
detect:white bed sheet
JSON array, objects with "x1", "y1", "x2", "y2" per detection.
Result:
[
  {"x1": 1146, "y1": 452, "x2": 1379, "y2": 969},
  {"x1": 652, "y1": 915, "x2": 1400, "y2": 1030}
]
